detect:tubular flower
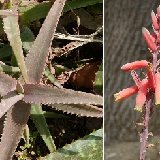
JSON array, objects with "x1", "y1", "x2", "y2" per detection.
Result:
[
  {"x1": 114, "y1": 85, "x2": 138, "y2": 101},
  {"x1": 135, "y1": 78, "x2": 149, "y2": 112},
  {"x1": 115, "y1": 7, "x2": 160, "y2": 112},
  {"x1": 151, "y1": 10, "x2": 159, "y2": 30},
  {"x1": 142, "y1": 27, "x2": 157, "y2": 52},
  {"x1": 121, "y1": 60, "x2": 148, "y2": 71},
  {"x1": 155, "y1": 72, "x2": 160, "y2": 105},
  {"x1": 115, "y1": 62, "x2": 155, "y2": 111},
  {"x1": 147, "y1": 63, "x2": 155, "y2": 89}
]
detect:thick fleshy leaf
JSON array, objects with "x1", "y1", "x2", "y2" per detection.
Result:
[
  {"x1": 0, "y1": 92, "x2": 23, "y2": 118},
  {"x1": 25, "y1": 0, "x2": 67, "y2": 83},
  {"x1": 31, "y1": 104, "x2": 56, "y2": 152},
  {"x1": 0, "y1": 72, "x2": 17, "y2": 96},
  {"x1": 121, "y1": 60, "x2": 148, "y2": 71},
  {"x1": 42, "y1": 129, "x2": 103, "y2": 160},
  {"x1": 135, "y1": 79, "x2": 148, "y2": 111},
  {"x1": 52, "y1": 104, "x2": 103, "y2": 117},
  {"x1": 142, "y1": 27, "x2": 157, "y2": 52},
  {"x1": 114, "y1": 85, "x2": 138, "y2": 101},
  {"x1": 155, "y1": 72, "x2": 160, "y2": 105},
  {"x1": 23, "y1": 84, "x2": 103, "y2": 105},
  {"x1": 3, "y1": 14, "x2": 28, "y2": 82},
  {"x1": 0, "y1": 101, "x2": 31, "y2": 160}
]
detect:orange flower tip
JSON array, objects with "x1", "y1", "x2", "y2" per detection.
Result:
[
  {"x1": 155, "y1": 101, "x2": 160, "y2": 106},
  {"x1": 114, "y1": 93, "x2": 121, "y2": 102},
  {"x1": 134, "y1": 106, "x2": 142, "y2": 112}
]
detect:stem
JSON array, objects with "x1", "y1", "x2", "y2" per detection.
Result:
[
  {"x1": 139, "y1": 98, "x2": 152, "y2": 160},
  {"x1": 152, "y1": 51, "x2": 158, "y2": 73}
]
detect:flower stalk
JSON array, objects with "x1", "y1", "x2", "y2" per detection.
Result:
[{"x1": 114, "y1": 5, "x2": 160, "y2": 160}]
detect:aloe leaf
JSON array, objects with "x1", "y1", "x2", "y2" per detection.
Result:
[
  {"x1": 23, "y1": 84, "x2": 103, "y2": 106},
  {"x1": 0, "y1": 72, "x2": 17, "y2": 96},
  {"x1": 43, "y1": 111, "x2": 68, "y2": 119},
  {"x1": 43, "y1": 68, "x2": 62, "y2": 88},
  {"x1": 0, "y1": 92, "x2": 23, "y2": 118},
  {"x1": 64, "y1": 0, "x2": 103, "y2": 12},
  {"x1": 0, "y1": 63, "x2": 20, "y2": 73},
  {"x1": 31, "y1": 104, "x2": 56, "y2": 152},
  {"x1": 42, "y1": 129, "x2": 103, "y2": 160},
  {"x1": 0, "y1": 44, "x2": 12, "y2": 59},
  {"x1": 94, "y1": 63, "x2": 103, "y2": 95},
  {"x1": 25, "y1": 0, "x2": 67, "y2": 83},
  {"x1": 20, "y1": 0, "x2": 102, "y2": 25},
  {"x1": 0, "y1": 101, "x2": 31, "y2": 160},
  {"x1": 52, "y1": 104, "x2": 102, "y2": 117},
  {"x1": 2, "y1": 15, "x2": 29, "y2": 82},
  {"x1": 20, "y1": 26, "x2": 35, "y2": 53}
]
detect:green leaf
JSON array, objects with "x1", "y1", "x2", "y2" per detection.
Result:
[
  {"x1": 42, "y1": 129, "x2": 103, "y2": 160},
  {"x1": 0, "y1": 44, "x2": 12, "y2": 59},
  {"x1": 31, "y1": 104, "x2": 56, "y2": 152},
  {"x1": 64, "y1": 0, "x2": 103, "y2": 12},
  {"x1": 20, "y1": 0, "x2": 102, "y2": 25},
  {"x1": 2, "y1": 15, "x2": 29, "y2": 82},
  {"x1": 20, "y1": 26, "x2": 35, "y2": 53},
  {"x1": 0, "y1": 63, "x2": 20, "y2": 73},
  {"x1": 43, "y1": 68, "x2": 62, "y2": 88},
  {"x1": 94, "y1": 63, "x2": 103, "y2": 95}
]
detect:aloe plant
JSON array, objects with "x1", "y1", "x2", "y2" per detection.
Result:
[{"x1": 0, "y1": 0, "x2": 103, "y2": 159}]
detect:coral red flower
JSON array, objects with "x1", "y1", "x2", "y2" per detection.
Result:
[
  {"x1": 115, "y1": 62, "x2": 154, "y2": 111},
  {"x1": 121, "y1": 60, "x2": 148, "y2": 71},
  {"x1": 151, "y1": 10, "x2": 159, "y2": 30},
  {"x1": 142, "y1": 27, "x2": 157, "y2": 52},
  {"x1": 135, "y1": 78, "x2": 149, "y2": 111},
  {"x1": 114, "y1": 85, "x2": 138, "y2": 101},
  {"x1": 155, "y1": 72, "x2": 160, "y2": 105}
]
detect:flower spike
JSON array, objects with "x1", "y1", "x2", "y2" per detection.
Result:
[{"x1": 142, "y1": 27, "x2": 157, "y2": 52}]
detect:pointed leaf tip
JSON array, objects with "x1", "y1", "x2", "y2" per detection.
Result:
[{"x1": 142, "y1": 27, "x2": 157, "y2": 52}]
